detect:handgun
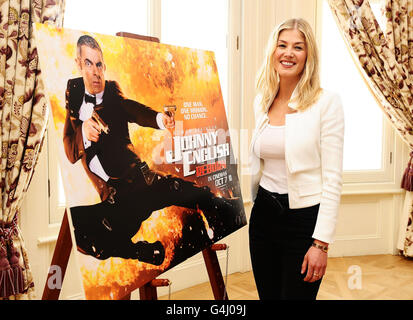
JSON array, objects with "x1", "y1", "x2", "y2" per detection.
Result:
[
  {"x1": 92, "y1": 110, "x2": 110, "y2": 134},
  {"x1": 163, "y1": 105, "x2": 177, "y2": 118}
]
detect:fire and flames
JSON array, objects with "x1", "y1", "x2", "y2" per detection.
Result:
[{"x1": 79, "y1": 206, "x2": 186, "y2": 300}]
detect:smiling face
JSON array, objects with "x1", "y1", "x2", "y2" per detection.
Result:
[
  {"x1": 274, "y1": 28, "x2": 307, "y2": 82},
  {"x1": 76, "y1": 45, "x2": 106, "y2": 95}
]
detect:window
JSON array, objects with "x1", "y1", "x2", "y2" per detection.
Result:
[
  {"x1": 63, "y1": 0, "x2": 148, "y2": 36},
  {"x1": 318, "y1": 0, "x2": 394, "y2": 183},
  {"x1": 161, "y1": 0, "x2": 229, "y2": 109}
]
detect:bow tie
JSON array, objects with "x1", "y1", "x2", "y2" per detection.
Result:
[{"x1": 84, "y1": 94, "x2": 96, "y2": 105}]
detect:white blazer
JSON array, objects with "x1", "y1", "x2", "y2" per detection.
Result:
[{"x1": 249, "y1": 88, "x2": 345, "y2": 243}]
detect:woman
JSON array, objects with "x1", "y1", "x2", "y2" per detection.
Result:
[{"x1": 249, "y1": 18, "x2": 344, "y2": 300}]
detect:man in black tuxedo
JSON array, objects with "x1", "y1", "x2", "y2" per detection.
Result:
[{"x1": 64, "y1": 35, "x2": 242, "y2": 266}]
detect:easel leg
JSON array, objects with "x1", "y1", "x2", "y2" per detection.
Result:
[
  {"x1": 139, "y1": 282, "x2": 158, "y2": 300},
  {"x1": 42, "y1": 210, "x2": 72, "y2": 300},
  {"x1": 202, "y1": 245, "x2": 229, "y2": 300},
  {"x1": 139, "y1": 279, "x2": 170, "y2": 300}
]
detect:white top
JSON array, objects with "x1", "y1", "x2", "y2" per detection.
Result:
[{"x1": 253, "y1": 124, "x2": 288, "y2": 194}]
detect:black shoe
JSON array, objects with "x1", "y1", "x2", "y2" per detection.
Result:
[{"x1": 135, "y1": 241, "x2": 165, "y2": 266}]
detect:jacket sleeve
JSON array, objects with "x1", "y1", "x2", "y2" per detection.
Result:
[
  {"x1": 63, "y1": 80, "x2": 85, "y2": 164},
  {"x1": 312, "y1": 92, "x2": 345, "y2": 244},
  {"x1": 111, "y1": 81, "x2": 160, "y2": 128}
]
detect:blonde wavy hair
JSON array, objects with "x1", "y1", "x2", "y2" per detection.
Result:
[{"x1": 255, "y1": 18, "x2": 322, "y2": 112}]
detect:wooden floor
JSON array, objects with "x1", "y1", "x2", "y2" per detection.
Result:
[{"x1": 159, "y1": 254, "x2": 413, "y2": 300}]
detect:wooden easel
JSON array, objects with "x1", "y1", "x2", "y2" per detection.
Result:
[{"x1": 42, "y1": 32, "x2": 229, "y2": 301}]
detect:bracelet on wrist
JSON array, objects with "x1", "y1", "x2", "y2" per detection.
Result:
[{"x1": 311, "y1": 242, "x2": 328, "y2": 253}]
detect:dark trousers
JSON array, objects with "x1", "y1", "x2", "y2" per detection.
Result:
[
  {"x1": 70, "y1": 165, "x2": 243, "y2": 261},
  {"x1": 249, "y1": 186, "x2": 322, "y2": 300}
]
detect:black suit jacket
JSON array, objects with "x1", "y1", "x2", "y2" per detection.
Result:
[{"x1": 63, "y1": 77, "x2": 160, "y2": 201}]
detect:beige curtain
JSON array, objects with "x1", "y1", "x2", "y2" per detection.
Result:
[
  {"x1": 327, "y1": 0, "x2": 413, "y2": 255},
  {"x1": 0, "y1": 0, "x2": 65, "y2": 300}
]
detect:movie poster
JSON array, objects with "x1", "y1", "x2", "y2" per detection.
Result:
[{"x1": 34, "y1": 24, "x2": 246, "y2": 300}]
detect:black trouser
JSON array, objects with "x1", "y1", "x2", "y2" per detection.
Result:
[
  {"x1": 70, "y1": 164, "x2": 243, "y2": 261},
  {"x1": 249, "y1": 186, "x2": 322, "y2": 300}
]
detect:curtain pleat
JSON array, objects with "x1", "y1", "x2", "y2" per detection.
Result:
[{"x1": 0, "y1": 0, "x2": 65, "y2": 300}]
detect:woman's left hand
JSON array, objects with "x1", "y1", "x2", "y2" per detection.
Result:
[{"x1": 301, "y1": 242, "x2": 328, "y2": 282}]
